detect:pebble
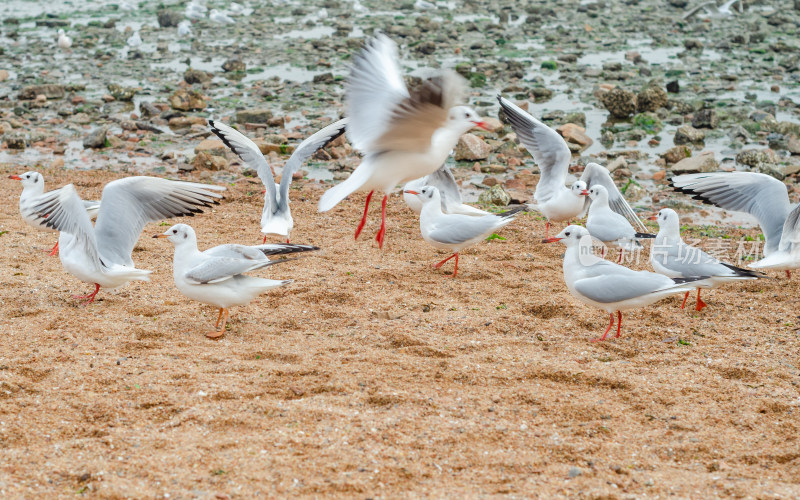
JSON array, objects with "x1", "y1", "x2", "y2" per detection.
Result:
[{"x1": 454, "y1": 133, "x2": 491, "y2": 161}]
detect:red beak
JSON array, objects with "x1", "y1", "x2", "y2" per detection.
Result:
[
  {"x1": 403, "y1": 190, "x2": 419, "y2": 195},
  {"x1": 8, "y1": 175, "x2": 21, "y2": 180},
  {"x1": 648, "y1": 215, "x2": 658, "y2": 220},
  {"x1": 580, "y1": 190, "x2": 589, "y2": 196},
  {"x1": 472, "y1": 121, "x2": 490, "y2": 131},
  {"x1": 542, "y1": 237, "x2": 562, "y2": 243}
]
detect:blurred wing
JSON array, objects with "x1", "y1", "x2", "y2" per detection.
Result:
[
  {"x1": 94, "y1": 177, "x2": 225, "y2": 266},
  {"x1": 497, "y1": 95, "x2": 570, "y2": 202},
  {"x1": 581, "y1": 162, "x2": 646, "y2": 232},
  {"x1": 209, "y1": 119, "x2": 277, "y2": 214},
  {"x1": 671, "y1": 172, "x2": 791, "y2": 254},
  {"x1": 28, "y1": 184, "x2": 100, "y2": 266},
  {"x1": 779, "y1": 203, "x2": 800, "y2": 254},
  {"x1": 277, "y1": 118, "x2": 349, "y2": 212},
  {"x1": 425, "y1": 164, "x2": 463, "y2": 208}
]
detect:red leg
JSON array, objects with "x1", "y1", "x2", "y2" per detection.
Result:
[
  {"x1": 591, "y1": 312, "x2": 615, "y2": 342},
  {"x1": 695, "y1": 289, "x2": 707, "y2": 311},
  {"x1": 48, "y1": 241, "x2": 59, "y2": 256},
  {"x1": 680, "y1": 291, "x2": 690, "y2": 309},
  {"x1": 615, "y1": 311, "x2": 622, "y2": 338},
  {"x1": 617, "y1": 249, "x2": 623, "y2": 264},
  {"x1": 434, "y1": 253, "x2": 457, "y2": 269},
  {"x1": 286, "y1": 238, "x2": 290, "y2": 244},
  {"x1": 786, "y1": 270, "x2": 792, "y2": 279},
  {"x1": 354, "y1": 190, "x2": 374, "y2": 240},
  {"x1": 601, "y1": 247, "x2": 607, "y2": 259},
  {"x1": 374, "y1": 194, "x2": 388, "y2": 249},
  {"x1": 545, "y1": 221, "x2": 550, "y2": 239},
  {"x1": 72, "y1": 283, "x2": 101, "y2": 304},
  {"x1": 263, "y1": 234, "x2": 267, "y2": 244},
  {"x1": 452, "y1": 253, "x2": 459, "y2": 277}
]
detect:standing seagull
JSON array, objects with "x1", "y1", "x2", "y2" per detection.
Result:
[
  {"x1": 672, "y1": 172, "x2": 800, "y2": 277},
  {"x1": 402, "y1": 164, "x2": 489, "y2": 216},
  {"x1": 497, "y1": 95, "x2": 646, "y2": 237},
  {"x1": 318, "y1": 34, "x2": 489, "y2": 248},
  {"x1": 586, "y1": 185, "x2": 654, "y2": 261},
  {"x1": 545, "y1": 225, "x2": 706, "y2": 341},
  {"x1": 650, "y1": 208, "x2": 764, "y2": 310},
  {"x1": 28, "y1": 176, "x2": 225, "y2": 304},
  {"x1": 57, "y1": 29, "x2": 72, "y2": 50},
  {"x1": 209, "y1": 118, "x2": 348, "y2": 243},
  {"x1": 404, "y1": 186, "x2": 525, "y2": 276},
  {"x1": 156, "y1": 224, "x2": 318, "y2": 338},
  {"x1": 9, "y1": 171, "x2": 100, "y2": 255}
]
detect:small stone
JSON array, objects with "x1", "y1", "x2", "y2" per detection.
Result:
[
  {"x1": 557, "y1": 123, "x2": 593, "y2": 150},
  {"x1": 221, "y1": 57, "x2": 246, "y2": 73},
  {"x1": 670, "y1": 151, "x2": 718, "y2": 174},
  {"x1": 168, "y1": 116, "x2": 207, "y2": 128},
  {"x1": 194, "y1": 138, "x2": 227, "y2": 156},
  {"x1": 312, "y1": 72, "x2": 334, "y2": 84},
  {"x1": 606, "y1": 156, "x2": 627, "y2": 172},
  {"x1": 652, "y1": 169, "x2": 666, "y2": 181},
  {"x1": 599, "y1": 87, "x2": 637, "y2": 118},
  {"x1": 235, "y1": 108, "x2": 273, "y2": 124},
  {"x1": 5, "y1": 135, "x2": 26, "y2": 149},
  {"x1": 478, "y1": 185, "x2": 511, "y2": 206},
  {"x1": 0, "y1": 70, "x2": 9, "y2": 82},
  {"x1": 637, "y1": 85, "x2": 667, "y2": 112},
  {"x1": 736, "y1": 148, "x2": 779, "y2": 168},
  {"x1": 692, "y1": 109, "x2": 718, "y2": 129},
  {"x1": 454, "y1": 133, "x2": 491, "y2": 161},
  {"x1": 661, "y1": 145, "x2": 691, "y2": 164},
  {"x1": 684, "y1": 39, "x2": 703, "y2": 50},
  {"x1": 19, "y1": 84, "x2": 66, "y2": 100},
  {"x1": 107, "y1": 83, "x2": 136, "y2": 101},
  {"x1": 169, "y1": 89, "x2": 206, "y2": 111},
  {"x1": 34, "y1": 94, "x2": 47, "y2": 104},
  {"x1": 480, "y1": 117, "x2": 504, "y2": 133},
  {"x1": 83, "y1": 126, "x2": 108, "y2": 149},
  {"x1": 674, "y1": 125, "x2": 705, "y2": 144},
  {"x1": 157, "y1": 9, "x2": 183, "y2": 27},
  {"x1": 192, "y1": 152, "x2": 228, "y2": 171},
  {"x1": 568, "y1": 466, "x2": 582, "y2": 478},
  {"x1": 666, "y1": 80, "x2": 680, "y2": 93},
  {"x1": 788, "y1": 135, "x2": 800, "y2": 155},
  {"x1": 184, "y1": 69, "x2": 212, "y2": 84}
]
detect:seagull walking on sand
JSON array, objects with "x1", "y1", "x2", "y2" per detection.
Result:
[
  {"x1": 155, "y1": 224, "x2": 318, "y2": 338},
  {"x1": 57, "y1": 29, "x2": 72, "y2": 50},
  {"x1": 404, "y1": 186, "x2": 526, "y2": 276},
  {"x1": 649, "y1": 208, "x2": 765, "y2": 311},
  {"x1": 209, "y1": 118, "x2": 348, "y2": 243},
  {"x1": 403, "y1": 164, "x2": 489, "y2": 217},
  {"x1": 9, "y1": 172, "x2": 100, "y2": 256},
  {"x1": 672, "y1": 172, "x2": 800, "y2": 277},
  {"x1": 318, "y1": 34, "x2": 489, "y2": 249},
  {"x1": 497, "y1": 95, "x2": 646, "y2": 238},
  {"x1": 28, "y1": 176, "x2": 225, "y2": 304},
  {"x1": 544, "y1": 226, "x2": 707, "y2": 341},
  {"x1": 586, "y1": 185, "x2": 654, "y2": 261}
]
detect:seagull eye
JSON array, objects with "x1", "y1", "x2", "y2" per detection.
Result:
[
  {"x1": 565, "y1": 232, "x2": 571, "y2": 237},
  {"x1": 173, "y1": 229, "x2": 177, "y2": 234}
]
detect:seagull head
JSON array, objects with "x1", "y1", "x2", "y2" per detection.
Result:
[
  {"x1": 403, "y1": 185, "x2": 439, "y2": 204},
  {"x1": 650, "y1": 208, "x2": 680, "y2": 234},
  {"x1": 542, "y1": 225, "x2": 590, "y2": 245},
  {"x1": 9, "y1": 171, "x2": 43, "y2": 189},
  {"x1": 448, "y1": 106, "x2": 489, "y2": 133},
  {"x1": 587, "y1": 184, "x2": 608, "y2": 202},
  {"x1": 571, "y1": 180, "x2": 588, "y2": 196},
  {"x1": 155, "y1": 223, "x2": 196, "y2": 246}
]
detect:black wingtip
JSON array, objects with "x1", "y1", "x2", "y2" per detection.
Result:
[
  {"x1": 672, "y1": 276, "x2": 709, "y2": 285},
  {"x1": 719, "y1": 262, "x2": 767, "y2": 278},
  {"x1": 635, "y1": 232, "x2": 656, "y2": 239}
]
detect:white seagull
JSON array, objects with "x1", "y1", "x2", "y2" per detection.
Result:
[
  {"x1": 209, "y1": 118, "x2": 348, "y2": 243},
  {"x1": 185, "y1": 1, "x2": 207, "y2": 19},
  {"x1": 649, "y1": 208, "x2": 765, "y2": 311},
  {"x1": 497, "y1": 95, "x2": 646, "y2": 238},
  {"x1": 402, "y1": 164, "x2": 489, "y2": 217},
  {"x1": 545, "y1": 225, "x2": 707, "y2": 341},
  {"x1": 177, "y1": 20, "x2": 192, "y2": 36},
  {"x1": 155, "y1": 224, "x2": 318, "y2": 338},
  {"x1": 28, "y1": 177, "x2": 225, "y2": 304},
  {"x1": 586, "y1": 185, "x2": 654, "y2": 261},
  {"x1": 126, "y1": 30, "x2": 142, "y2": 48},
  {"x1": 57, "y1": 29, "x2": 72, "y2": 50},
  {"x1": 672, "y1": 172, "x2": 800, "y2": 277},
  {"x1": 318, "y1": 34, "x2": 489, "y2": 248},
  {"x1": 404, "y1": 186, "x2": 526, "y2": 276},
  {"x1": 209, "y1": 9, "x2": 235, "y2": 24},
  {"x1": 9, "y1": 172, "x2": 100, "y2": 256}
]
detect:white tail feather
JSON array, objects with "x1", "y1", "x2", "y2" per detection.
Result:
[{"x1": 318, "y1": 163, "x2": 373, "y2": 212}]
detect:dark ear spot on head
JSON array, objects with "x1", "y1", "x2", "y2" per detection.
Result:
[{"x1": 183, "y1": 233, "x2": 187, "y2": 239}]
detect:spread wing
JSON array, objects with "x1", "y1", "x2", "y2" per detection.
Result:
[
  {"x1": 581, "y1": 162, "x2": 647, "y2": 232},
  {"x1": 94, "y1": 177, "x2": 225, "y2": 266},
  {"x1": 497, "y1": 95, "x2": 571, "y2": 203}
]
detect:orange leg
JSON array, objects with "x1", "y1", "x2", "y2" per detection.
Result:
[
  {"x1": 72, "y1": 283, "x2": 101, "y2": 304},
  {"x1": 680, "y1": 291, "x2": 690, "y2": 309},
  {"x1": 207, "y1": 308, "x2": 229, "y2": 339},
  {"x1": 48, "y1": 241, "x2": 59, "y2": 256},
  {"x1": 434, "y1": 253, "x2": 458, "y2": 271},
  {"x1": 591, "y1": 312, "x2": 615, "y2": 342},
  {"x1": 695, "y1": 289, "x2": 707, "y2": 311},
  {"x1": 545, "y1": 221, "x2": 550, "y2": 239},
  {"x1": 354, "y1": 190, "x2": 374, "y2": 240},
  {"x1": 374, "y1": 194, "x2": 388, "y2": 249},
  {"x1": 214, "y1": 307, "x2": 224, "y2": 329}
]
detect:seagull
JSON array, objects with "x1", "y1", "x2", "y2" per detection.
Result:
[
  {"x1": 229, "y1": 2, "x2": 246, "y2": 15},
  {"x1": 672, "y1": 172, "x2": 800, "y2": 278},
  {"x1": 155, "y1": 224, "x2": 318, "y2": 338},
  {"x1": 318, "y1": 34, "x2": 489, "y2": 249},
  {"x1": 57, "y1": 29, "x2": 72, "y2": 50},
  {"x1": 497, "y1": 95, "x2": 646, "y2": 238},
  {"x1": 9, "y1": 172, "x2": 100, "y2": 256},
  {"x1": 586, "y1": 185, "x2": 654, "y2": 262},
  {"x1": 209, "y1": 9, "x2": 235, "y2": 24},
  {"x1": 126, "y1": 30, "x2": 142, "y2": 48},
  {"x1": 402, "y1": 164, "x2": 489, "y2": 216},
  {"x1": 185, "y1": 4, "x2": 206, "y2": 19},
  {"x1": 649, "y1": 208, "x2": 765, "y2": 310},
  {"x1": 209, "y1": 118, "x2": 348, "y2": 243},
  {"x1": 544, "y1": 225, "x2": 707, "y2": 341},
  {"x1": 177, "y1": 20, "x2": 192, "y2": 36},
  {"x1": 28, "y1": 176, "x2": 225, "y2": 304},
  {"x1": 404, "y1": 186, "x2": 526, "y2": 276}
]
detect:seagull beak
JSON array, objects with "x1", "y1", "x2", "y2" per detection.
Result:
[
  {"x1": 472, "y1": 121, "x2": 490, "y2": 131},
  {"x1": 542, "y1": 237, "x2": 562, "y2": 243},
  {"x1": 648, "y1": 215, "x2": 658, "y2": 220},
  {"x1": 153, "y1": 234, "x2": 169, "y2": 239},
  {"x1": 403, "y1": 190, "x2": 420, "y2": 195},
  {"x1": 580, "y1": 190, "x2": 589, "y2": 196},
  {"x1": 8, "y1": 175, "x2": 21, "y2": 180}
]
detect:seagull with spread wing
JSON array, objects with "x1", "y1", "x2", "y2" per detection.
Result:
[
  {"x1": 497, "y1": 95, "x2": 646, "y2": 238},
  {"x1": 28, "y1": 176, "x2": 225, "y2": 304},
  {"x1": 318, "y1": 34, "x2": 489, "y2": 249},
  {"x1": 209, "y1": 118, "x2": 348, "y2": 243}
]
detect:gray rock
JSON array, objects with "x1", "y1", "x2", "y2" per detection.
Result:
[
  {"x1": 692, "y1": 109, "x2": 718, "y2": 129},
  {"x1": 454, "y1": 133, "x2": 491, "y2": 161},
  {"x1": 674, "y1": 125, "x2": 705, "y2": 145},
  {"x1": 568, "y1": 466, "x2": 582, "y2": 478},
  {"x1": 637, "y1": 85, "x2": 667, "y2": 112},
  {"x1": 19, "y1": 84, "x2": 66, "y2": 100},
  {"x1": 478, "y1": 185, "x2": 511, "y2": 206},
  {"x1": 222, "y1": 57, "x2": 246, "y2": 73},
  {"x1": 83, "y1": 126, "x2": 108, "y2": 149},
  {"x1": 157, "y1": 9, "x2": 183, "y2": 27},
  {"x1": 736, "y1": 148, "x2": 778, "y2": 168},
  {"x1": 235, "y1": 108, "x2": 273, "y2": 124},
  {"x1": 670, "y1": 151, "x2": 718, "y2": 174},
  {"x1": 184, "y1": 69, "x2": 212, "y2": 84},
  {"x1": 599, "y1": 87, "x2": 637, "y2": 118},
  {"x1": 312, "y1": 72, "x2": 334, "y2": 84}
]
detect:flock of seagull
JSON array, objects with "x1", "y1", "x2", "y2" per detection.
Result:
[{"x1": 9, "y1": 34, "x2": 800, "y2": 340}]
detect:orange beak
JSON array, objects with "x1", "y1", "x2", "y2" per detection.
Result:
[
  {"x1": 542, "y1": 237, "x2": 562, "y2": 243},
  {"x1": 153, "y1": 234, "x2": 169, "y2": 238},
  {"x1": 648, "y1": 215, "x2": 658, "y2": 220},
  {"x1": 403, "y1": 190, "x2": 419, "y2": 195},
  {"x1": 472, "y1": 121, "x2": 490, "y2": 131},
  {"x1": 8, "y1": 175, "x2": 21, "y2": 180},
  {"x1": 580, "y1": 190, "x2": 589, "y2": 196}
]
